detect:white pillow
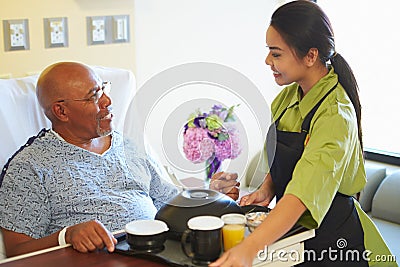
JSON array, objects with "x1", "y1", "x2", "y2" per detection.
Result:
[{"x1": 0, "y1": 74, "x2": 49, "y2": 169}]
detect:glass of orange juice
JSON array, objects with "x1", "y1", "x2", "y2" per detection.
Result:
[{"x1": 221, "y1": 213, "x2": 246, "y2": 251}]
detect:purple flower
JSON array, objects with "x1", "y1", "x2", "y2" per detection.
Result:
[
  {"x1": 214, "y1": 124, "x2": 242, "y2": 161},
  {"x1": 209, "y1": 104, "x2": 228, "y2": 121}
]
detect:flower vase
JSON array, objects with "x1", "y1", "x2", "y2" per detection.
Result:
[{"x1": 205, "y1": 156, "x2": 222, "y2": 181}]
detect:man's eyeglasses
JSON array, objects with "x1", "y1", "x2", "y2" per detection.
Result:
[{"x1": 56, "y1": 81, "x2": 111, "y2": 104}]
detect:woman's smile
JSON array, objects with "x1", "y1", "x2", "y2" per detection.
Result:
[{"x1": 272, "y1": 70, "x2": 281, "y2": 78}]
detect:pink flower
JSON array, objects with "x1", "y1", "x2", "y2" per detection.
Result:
[
  {"x1": 183, "y1": 127, "x2": 215, "y2": 163},
  {"x1": 214, "y1": 125, "x2": 242, "y2": 161}
]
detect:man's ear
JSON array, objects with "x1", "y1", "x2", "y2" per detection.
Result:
[
  {"x1": 304, "y1": 48, "x2": 319, "y2": 67},
  {"x1": 51, "y1": 103, "x2": 69, "y2": 122}
]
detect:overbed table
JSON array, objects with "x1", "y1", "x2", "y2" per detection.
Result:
[{"x1": 0, "y1": 228, "x2": 315, "y2": 267}]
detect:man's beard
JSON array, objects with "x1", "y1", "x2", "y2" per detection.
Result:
[{"x1": 96, "y1": 120, "x2": 113, "y2": 137}]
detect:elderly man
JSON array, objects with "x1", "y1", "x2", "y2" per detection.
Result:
[{"x1": 0, "y1": 62, "x2": 239, "y2": 257}]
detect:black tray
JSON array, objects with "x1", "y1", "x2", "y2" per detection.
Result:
[
  {"x1": 114, "y1": 224, "x2": 307, "y2": 267},
  {"x1": 115, "y1": 237, "x2": 207, "y2": 267}
]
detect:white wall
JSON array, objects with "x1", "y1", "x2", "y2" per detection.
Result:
[
  {"x1": 133, "y1": 0, "x2": 282, "y2": 182},
  {"x1": 134, "y1": 0, "x2": 280, "y2": 95}
]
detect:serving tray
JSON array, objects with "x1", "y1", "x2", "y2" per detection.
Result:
[
  {"x1": 115, "y1": 224, "x2": 309, "y2": 267},
  {"x1": 115, "y1": 236, "x2": 204, "y2": 267}
]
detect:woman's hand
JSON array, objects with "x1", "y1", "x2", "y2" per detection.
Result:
[
  {"x1": 239, "y1": 173, "x2": 274, "y2": 206},
  {"x1": 210, "y1": 194, "x2": 307, "y2": 267},
  {"x1": 209, "y1": 172, "x2": 240, "y2": 200},
  {"x1": 209, "y1": 240, "x2": 257, "y2": 267}
]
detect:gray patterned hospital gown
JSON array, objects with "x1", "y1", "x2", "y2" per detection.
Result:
[{"x1": 0, "y1": 129, "x2": 178, "y2": 239}]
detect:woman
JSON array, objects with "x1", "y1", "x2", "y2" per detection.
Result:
[{"x1": 210, "y1": 1, "x2": 394, "y2": 266}]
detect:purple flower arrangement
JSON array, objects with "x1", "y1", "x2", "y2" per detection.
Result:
[{"x1": 183, "y1": 104, "x2": 242, "y2": 179}]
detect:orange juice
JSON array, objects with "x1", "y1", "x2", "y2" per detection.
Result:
[{"x1": 222, "y1": 224, "x2": 245, "y2": 250}]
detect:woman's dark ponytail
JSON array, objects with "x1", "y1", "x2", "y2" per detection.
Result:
[
  {"x1": 270, "y1": 0, "x2": 363, "y2": 150},
  {"x1": 330, "y1": 53, "x2": 363, "y2": 149}
]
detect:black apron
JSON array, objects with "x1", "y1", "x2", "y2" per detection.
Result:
[{"x1": 266, "y1": 83, "x2": 368, "y2": 266}]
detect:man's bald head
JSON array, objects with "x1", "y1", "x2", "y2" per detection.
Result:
[{"x1": 36, "y1": 62, "x2": 100, "y2": 121}]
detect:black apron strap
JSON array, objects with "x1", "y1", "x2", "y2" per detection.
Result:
[{"x1": 301, "y1": 81, "x2": 339, "y2": 134}]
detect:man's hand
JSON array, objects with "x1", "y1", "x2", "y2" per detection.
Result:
[
  {"x1": 1, "y1": 220, "x2": 118, "y2": 257},
  {"x1": 65, "y1": 220, "x2": 117, "y2": 253},
  {"x1": 209, "y1": 172, "x2": 240, "y2": 200}
]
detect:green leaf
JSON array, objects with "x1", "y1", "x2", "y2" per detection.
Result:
[
  {"x1": 218, "y1": 132, "x2": 229, "y2": 141},
  {"x1": 206, "y1": 114, "x2": 223, "y2": 131},
  {"x1": 224, "y1": 104, "x2": 240, "y2": 122}
]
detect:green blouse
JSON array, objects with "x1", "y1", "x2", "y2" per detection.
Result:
[
  {"x1": 270, "y1": 67, "x2": 396, "y2": 266},
  {"x1": 271, "y1": 66, "x2": 365, "y2": 228}
]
